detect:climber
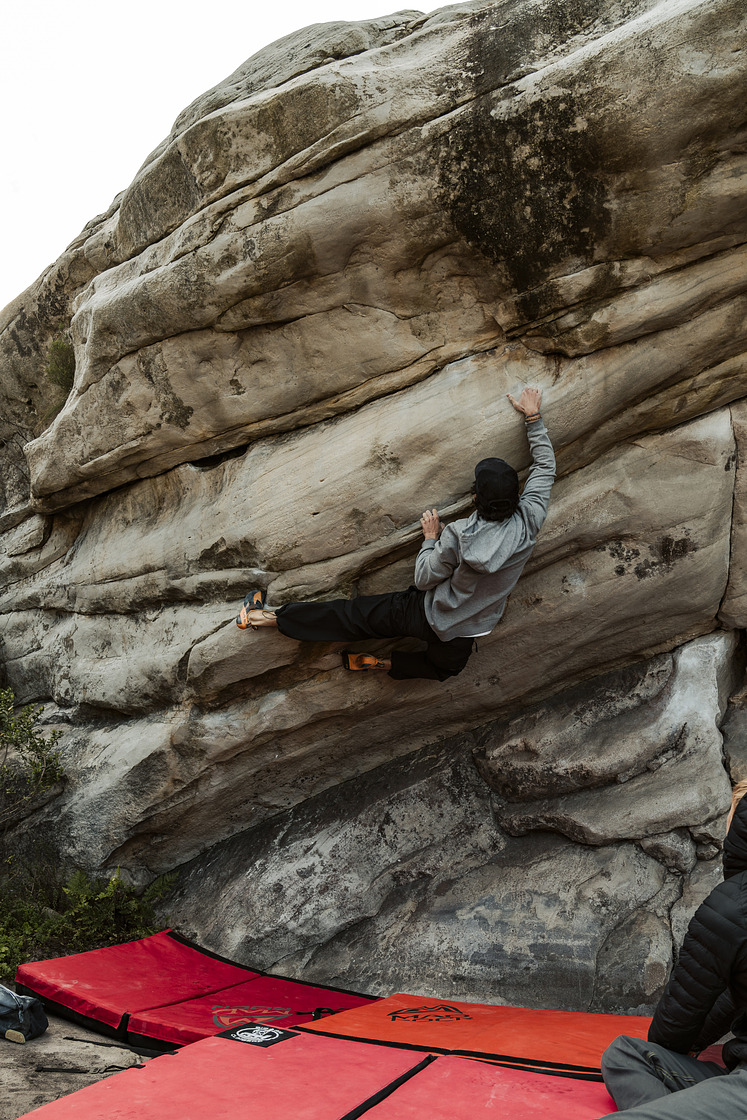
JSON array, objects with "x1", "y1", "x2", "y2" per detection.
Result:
[
  {"x1": 597, "y1": 781, "x2": 747, "y2": 1120},
  {"x1": 235, "y1": 386, "x2": 555, "y2": 681}
]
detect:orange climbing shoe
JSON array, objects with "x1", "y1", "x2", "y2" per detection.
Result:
[
  {"x1": 236, "y1": 589, "x2": 265, "y2": 629},
  {"x1": 341, "y1": 652, "x2": 387, "y2": 671}
]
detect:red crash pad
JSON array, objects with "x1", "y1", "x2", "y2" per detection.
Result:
[
  {"x1": 127, "y1": 972, "x2": 379, "y2": 1048},
  {"x1": 17, "y1": 1027, "x2": 431, "y2": 1120},
  {"x1": 15, "y1": 930, "x2": 259, "y2": 1033},
  {"x1": 362, "y1": 1055, "x2": 617, "y2": 1118},
  {"x1": 303, "y1": 992, "x2": 652, "y2": 1073},
  {"x1": 15, "y1": 930, "x2": 375, "y2": 1044}
]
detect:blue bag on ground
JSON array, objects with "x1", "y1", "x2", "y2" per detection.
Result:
[{"x1": 0, "y1": 982, "x2": 48, "y2": 1043}]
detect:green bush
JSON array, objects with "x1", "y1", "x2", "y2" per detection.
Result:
[
  {"x1": 0, "y1": 691, "x2": 175, "y2": 981},
  {"x1": 0, "y1": 689, "x2": 64, "y2": 829},
  {"x1": 45, "y1": 330, "x2": 75, "y2": 394},
  {"x1": 0, "y1": 861, "x2": 175, "y2": 983},
  {"x1": 39, "y1": 324, "x2": 76, "y2": 428}
]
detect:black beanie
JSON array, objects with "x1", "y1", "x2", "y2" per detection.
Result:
[{"x1": 473, "y1": 457, "x2": 519, "y2": 521}]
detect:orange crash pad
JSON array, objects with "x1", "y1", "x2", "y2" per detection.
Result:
[{"x1": 302, "y1": 992, "x2": 651, "y2": 1074}]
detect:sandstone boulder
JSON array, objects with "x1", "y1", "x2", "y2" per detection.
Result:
[
  {"x1": 17, "y1": 0, "x2": 747, "y2": 512},
  {"x1": 476, "y1": 632, "x2": 737, "y2": 845},
  {"x1": 1, "y1": 0, "x2": 746, "y2": 1015},
  {"x1": 165, "y1": 733, "x2": 674, "y2": 1011}
]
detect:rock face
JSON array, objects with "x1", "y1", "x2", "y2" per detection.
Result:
[{"x1": 1, "y1": 0, "x2": 747, "y2": 1014}]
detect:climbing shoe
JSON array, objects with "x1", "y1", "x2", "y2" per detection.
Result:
[
  {"x1": 236, "y1": 589, "x2": 265, "y2": 629},
  {"x1": 341, "y1": 652, "x2": 387, "y2": 671}
]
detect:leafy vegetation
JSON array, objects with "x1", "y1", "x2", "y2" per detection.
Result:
[
  {"x1": 45, "y1": 326, "x2": 75, "y2": 394},
  {"x1": 0, "y1": 688, "x2": 64, "y2": 829},
  {"x1": 0, "y1": 690, "x2": 174, "y2": 982},
  {"x1": 0, "y1": 858, "x2": 175, "y2": 983},
  {"x1": 41, "y1": 323, "x2": 76, "y2": 426}
]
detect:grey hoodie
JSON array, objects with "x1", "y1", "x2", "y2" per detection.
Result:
[{"x1": 415, "y1": 419, "x2": 556, "y2": 640}]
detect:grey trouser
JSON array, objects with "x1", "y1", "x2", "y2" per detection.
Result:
[{"x1": 598, "y1": 1034, "x2": 747, "y2": 1119}]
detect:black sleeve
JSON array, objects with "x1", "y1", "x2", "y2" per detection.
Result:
[
  {"x1": 691, "y1": 987, "x2": 737, "y2": 1051},
  {"x1": 648, "y1": 881, "x2": 743, "y2": 1053}
]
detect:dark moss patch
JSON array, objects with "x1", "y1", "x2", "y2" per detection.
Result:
[
  {"x1": 599, "y1": 535, "x2": 696, "y2": 580},
  {"x1": 598, "y1": 540, "x2": 641, "y2": 575},
  {"x1": 196, "y1": 536, "x2": 260, "y2": 571},
  {"x1": 634, "y1": 535, "x2": 697, "y2": 580},
  {"x1": 439, "y1": 88, "x2": 611, "y2": 294},
  {"x1": 608, "y1": 541, "x2": 641, "y2": 565},
  {"x1": 659, "y1": 535, "x2": 695, "y2": 566},
  {"x1": 437, "y1": 3, "x2": 618, "y2": 294}
]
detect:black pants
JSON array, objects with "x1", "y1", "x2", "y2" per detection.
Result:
[
  {"x1": 275, "y1": 587, "x2": 474, "y2": 681},
  {"x1": 599, "y1": 1034, "x2": 742, "y2": 1119}
]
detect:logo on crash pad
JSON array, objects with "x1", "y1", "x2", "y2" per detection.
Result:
[
  {"x1": 220, "y1": 1024, "x2": 298, "y2": 1047},
  {"x1": 389, "y1": 1004, "x2": 472, "y2": 1023},
  {"x1": 212, "y1": 1005, "x2": 292, "y2": 1028}
]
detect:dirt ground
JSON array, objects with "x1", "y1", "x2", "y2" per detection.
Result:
[{"x1": 1, "y1": 1013, "x2": 148, "y2": 1119}]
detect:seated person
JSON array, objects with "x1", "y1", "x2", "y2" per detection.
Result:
[{"x1": 598, "y1": 781, "x2": 747, "y2": 1119}]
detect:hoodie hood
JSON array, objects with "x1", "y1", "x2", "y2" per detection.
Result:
[
  {"x1": 723, "y1": 795, "x2": 747, "y2": 878},
  {"x1": 454, "y1": 511, "x2": 526, "y2": 575},
  {"x1": 474, "y1": 457, "x2": 519, "y2": 521}
]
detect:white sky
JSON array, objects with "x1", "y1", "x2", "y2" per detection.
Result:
[{"x1": 0, "y1": 0, "x2": 442, "y2": 314}]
